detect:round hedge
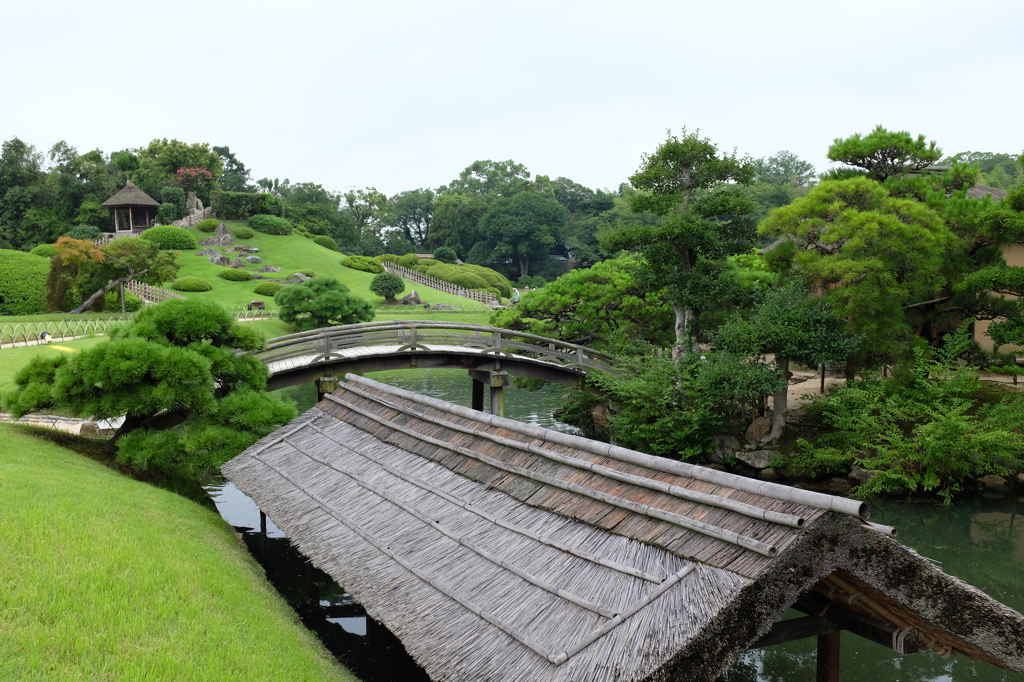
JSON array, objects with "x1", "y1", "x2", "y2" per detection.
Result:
[
  {"x1": 341, "y1": 255, "x2": 384, "y2": 274},
  {"x1": 313, "y1": 235, "x2": 339, "y2": 251},
  {"x1": 253, "y1": 282, "x2": 283, "y2": 296},
  {"x1": 170, "y1": 277, "x2": 212, "y2": 292},
  {"x1": 233, "y1": 226, "x2": 255, "y2": 239},
  {"x1": 396, "y1": 253, "x2": 419, "y2": 268},
  {"x1": 247, "y1": 214, "x2": 293, "y2": 235},
  {"x1": 432, "y1": 246, "x2": 457, "y2": 264},
  {"x1": 30, "y1": 243, "x2": 58, "y2": 258},
  {"x1": 196, "y1": 218, "x2": 221, "y2": 233},
  {"x1": 139, "y1": 225, "x2": 198, "y2": 250},
  {"x1": 217, "y1": 269, "x2": 253, "y2": 281},
  {"x1": 0, "y1": 249, "x2": 49, "y2": 314},
  {"x1": 370, "y1": 272, "x2": 405, "y2": 302}
]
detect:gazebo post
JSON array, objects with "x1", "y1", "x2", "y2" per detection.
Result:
[{"x1": 816, "y1": 630, "x2": 840, "y2": 682}]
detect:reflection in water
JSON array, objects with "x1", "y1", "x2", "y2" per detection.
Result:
[{"x1": 221, "y1": 373, "x2": 1024, "y2": 681}]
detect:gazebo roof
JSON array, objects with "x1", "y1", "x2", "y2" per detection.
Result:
[{"x1": 101, "y1": 181, "x2": 160, "y2": 208}]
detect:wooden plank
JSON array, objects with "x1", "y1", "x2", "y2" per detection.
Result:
[
  {"x1": 750, "y1": 616, "x2": 838, "y2": 649},
  {"x1": 816, "y1": 630, "x2": 840, "y2": 682}
]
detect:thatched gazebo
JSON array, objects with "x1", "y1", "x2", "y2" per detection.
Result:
[
  {"x1": 223, "y1": 375, "x2": 1024, "y2": 682},
  {"x1": 101, "y1": 181, "x2": 159, "y2": 233}
]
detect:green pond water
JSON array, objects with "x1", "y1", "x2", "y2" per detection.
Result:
[{"x1": 267, "y1": 370, "x2": 1024, "y2": 681}]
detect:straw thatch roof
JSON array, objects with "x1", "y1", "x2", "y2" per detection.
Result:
[
  {"x1": 223, "y1": 375, "x2": 1024, "y2": 682},
  {"x1": 101, "y1": 181, "x2": 160, "y2": 208}
]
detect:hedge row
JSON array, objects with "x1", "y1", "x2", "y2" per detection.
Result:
[
  {"x1": 211, "y1": 191, "x2": 283, "y2": 220},
  {"x1": 0, "y1": 249, "x2": 49, "y2": 314},
  {"x1": 247, "y1": 214, "x2": 293, "y2": 235},
  {"x1": 341, "y1": 255, "x2": 384, "y2": 274},
  {"x1": 139, "y1": 226, "x2": 198, "y2": 250},
  {"x1": 217, "y1": 269, "x2": 253, "y2": 281}
]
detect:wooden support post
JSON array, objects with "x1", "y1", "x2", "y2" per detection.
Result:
[
  {"x1": 259, "y1": 510, "x2": 267, "y2": 535},
  {"x1": 471, "y1": 374, "x2": 484, "y2": 412},
  {"x1": 816, "y1": 630, "x2": 840, "y2": 682},
  {"x1": 489, "y1": 370, "x2": 509, "y2": 417},
  {"x1": 316, "y1": 375, "x2": 340, "y2": 397}
]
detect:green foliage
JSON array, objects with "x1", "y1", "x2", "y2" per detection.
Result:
[
  {"x1": 432, "y1": 245, "x2": 457, "y2": 263},
  {"x1": 30, "y1": 243, "x2": 57, "y2": 258},
  {"x1": 312, "y1": 234, "x2": 339, "y2": 251},
  {"x1": 103, "y1": 288, "x2": 143, "y2": 312},
  {"x1": 796, "y1": 327, "x2": 1024, "y2": 503},
  {"x1": 196, "y1": 218, "x2": 221, "y2": 233},
  {"x1": 424, "y1": 263, "x2": 490, "y2": 290},
  {"x1": 274, "y1": 276, "x2": 374, "y2": 331},
  {"x1": 74, "y1": 200, "x2": 106, "y2": 227},
  {"x1": 64, "y1": 224, "x2": 102, "y2": 241},
  {"x1": 233, "y1": 226, "x2": 254, "y2": 239},
  {"x1": 160, "y1": 186, "x2": 187, "y2": 220},
  {"x1": 212, "y1": 191, "x2": 282, "y2": 220},
  {"x1": 171, "y1": 277, "x2": 212, "y2": 292},
  {"x1": 827, "y1": 125, "x2": 942, "y2": 181},
  {"x1": 253, "y1": 281, "x2": 283, "y2": 296},
  {"x1": 369, "y1": 272, "x2": 405, "y2": 302},
  {"x1": 293, "y1": 269, "x2": 314, "y2": 277},
  {"x1": 217, "y1": 269, "x2": 253, "y2": 281},
  {"x1": 477, "y1": 192, "x2": 567, "y2": 278},
  {"x1": 247, "y1": 214, "x2": 294, "y2": 235},
  {"x1": 139, "y1": 225, "x2": 198, "y2": 250},
  {"x1": 0, "y1": 249, "x2": 49, "y2": 314},
  {"x1": 156, "y1": 203, "x2": 179, "y2": 225},
  {"x1": 461, "y1": 264, "x2": 512, "y2": 298},
  {"x1": 341, "y1": 255, "x2": 385, "y2": 274},
  {"x1": 396, "y1": 253, "x2": 419, "y2": 268}
]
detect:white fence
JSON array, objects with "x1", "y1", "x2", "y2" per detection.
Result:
[{"x1": 381, "y1": 262, "x2": 498, "y2": 305}]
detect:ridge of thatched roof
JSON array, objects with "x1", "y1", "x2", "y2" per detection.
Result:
[
  {"x1": 101, "y1": 181, "x2": 160, "y2": 208},
  {"x1": 967, "y1": 184, "x2": 1009, "y2": 200},
  {"x1": 223, "y1": 375, "x2": 1024, "y2": 682}
]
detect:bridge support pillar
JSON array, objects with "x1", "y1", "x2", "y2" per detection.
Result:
[
  {"x1": 468, "y1": 370, "x2": 509, "y2": 417},
  {"x1": 316, "y1": 375, "x2": 340, "y2": 397}
]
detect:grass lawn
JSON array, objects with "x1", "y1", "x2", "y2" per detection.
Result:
[
  {"x1": 173, "y1": 221, "x2": 497, "y2": 315},
  {"x1": 0, "y1": 336, "x2": 106, "y2": 386},
  {"x1": 0, "y1": 423, "x2": 357, "y2": 681}
]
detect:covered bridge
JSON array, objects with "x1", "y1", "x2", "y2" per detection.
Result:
[{"x1": 223, "y1": 375, "x2": 1024, "y2": 682}]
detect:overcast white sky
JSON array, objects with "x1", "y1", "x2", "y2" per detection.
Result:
[{"x1": 3, "y1": 0, "x2": 1021, "y2": 196}]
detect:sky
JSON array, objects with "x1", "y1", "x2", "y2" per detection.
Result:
[{"x1": 2, "y1": 0, "x2": 1021, "y2": 197}]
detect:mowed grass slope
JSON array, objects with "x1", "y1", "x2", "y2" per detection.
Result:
[
  {"x1": 173, "y1": 221, "x2": 493, "y2": 324},
  {"x1": 0, "y1": 424, "x2": 356, "y2": 682}
]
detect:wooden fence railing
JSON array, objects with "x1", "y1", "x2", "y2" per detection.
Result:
[
  {"x1": 124, "y1": 280, "x2": 184, "y2": 303},
  {"x1": 255, "y1": 320, "x2": 614, "y2": 374},
  {"x1": 0, "y1": 314, "x2": 133, "y2": 346},
  {"x1": 381, "y1": 262, "x2": 499, "y2": 306}
]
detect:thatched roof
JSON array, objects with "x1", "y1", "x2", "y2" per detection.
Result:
[
  {"x1": 101, "y1": 181, "x2": 160, "y2": 208},
  {"x1": 967, "y1": 184, "x2": 1009, "y2": 200},
  {"x1": 223, "y1": 375, "x2": 1024, "y2": 682}
]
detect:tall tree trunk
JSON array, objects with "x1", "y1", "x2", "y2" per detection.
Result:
[
  {"x1": 763, "y1": 356, "x2": 791, "y2": 444},
  {"x1": 70, "y1": 269, "x2": 149, "y2": 314},
  {"x1": 671, "y1": 303, "x2": 692, "y2": 360}
]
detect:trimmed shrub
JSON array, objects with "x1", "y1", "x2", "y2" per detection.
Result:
[
  {"x1": 396, "y1": 253, "x2": 419, "y2": 268},
  {"x1": 233, "y1": 226, "x2": 254, "y2": 239},
  {"x1": 218, "y1": 269, "x2": 253, "y2": 281},
  {"x1": 212, "y1": 191, "x2": 282, "y2": 220},
  {"x1": 160, "y1": 186, "x2": 187, "y2": 219},
  {"x1": 139, "y1": 225, "x2": 198, "y2": 250},
  {"x1": 341, "y1": 255, "x2": 384, "y2": 274},
  {"x1": 462, "y1": 264, "x2": 512, "y2": 298},
  {"x1": 426, "y1": 263, "x2": 490, "y2": 291},
  {"x1": 247, "y1": 214, "x2": 293, "y2": 235},
  {"x1": 0, "y1": 249, "x2": 49, "y2": 314},
  {"x1": 170, "y1": 277, "x2": 212, "y2": 292},
  {"x1": 313, "y1": 235, "x2": 339, "y2": 251},
  {"x1": 370, "y1": 272, "x2": 405, "y2": 303},
  {"x1": 294, "y1": 269, "x2": 314, "y2": 278},
  {"x1": 433, "y1": 246, "x2": 457, "y2": 264},
  {"x1": 375, "y1": 254, "x2": 399, "y2": 264},
  {"x1": 104, "y1": 288, "x2": 143, "y2": 312},
  {"x1": 156, "y1": 203, "x2": 179, "y2": 225},
  {"x1": 274, "y1": 276, "x2": 375, "y2": 331},
  {"x1": 64, "y1": 225, "x2": 103, "y2": 241},
  {"x1": 253, "y1": 282, "x2": 283, "y2": 296},
  {"x1": 30, "y1": 243, "x2": 58, "y2": 258},
  {"x1": 196, "y1": 218, "x2": 221, "y2": 233}
]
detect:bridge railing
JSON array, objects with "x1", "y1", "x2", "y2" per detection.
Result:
[{"x1": 256, "y1": 320, "x2": 615, "y2": 374}]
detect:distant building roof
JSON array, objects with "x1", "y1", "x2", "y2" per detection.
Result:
[{"x1": 101, "y1": 181, "x2": 160, "y2": 208}]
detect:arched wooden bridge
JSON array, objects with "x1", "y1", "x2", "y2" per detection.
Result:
[{"x1": 256, "y1": 321, "x2": 615, "y2": 396}]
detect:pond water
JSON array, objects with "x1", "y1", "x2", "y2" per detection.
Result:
[{"x1": 206, "y1": 370, "x2": 1024, "y2": 681}]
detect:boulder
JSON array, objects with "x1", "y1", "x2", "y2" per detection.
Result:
[
  {"x1": 218, "y1": 233, "x2": 234, "y2": 247},
  {"x1": 232, "y1": 258, "x2": 245, "y2": 268},
  {"x1": 735, "y1": 449, "x2": 776, "y2": 469},
  {"x1": 826, "y1": 477, "x2": 851, "y2": 492},
  {"x1": 286, "y1": 272, "x2": 310, "y2": 284},
  {"x1": 251, "y1": 273, "x2": 264, "y2": 279},
  {"x1": 247, "y1": 256, "x2": 262, "y2": 264},
  {"x1": 261, "y1": 265, "x2": 281, "y2": 273},
  {"x1": 208, "y1": 255, "x2": 230, "y2": 266},
  {"x1": 758, "y1": 468, "x2": 780, "y2": 482},
  {"x1": 744, "y1": 416, "x2": 772, "y2": 443},
  {"x1": 709, "y1": 435, "x2": 740, "y2": 465},
  {"x1": 980, "y1": 474, "x2": 1009, "y2": 493},
  {"x1": 849, "y1": 466, "x2": 877, "y2": 486},
  {"x1": 79, "y1": 421, "x2": 101, "y2": 438},
  {"x1": 200, "y1": 237, "x2": 220, "y2": 247},
  {"x1": 215, "y1": 222, "x2": 228, "y2": 236},
  {"x1": 591, "y1": 403, "x2": 611, "y2": 430},
  {"x1": 399, "y1": 290, "x2": 422, "y2": 305},
  {"x1": 202, "y1": 247, "x2": 220, "y2": 257},
  {"x1": 236, "y1": 246, "x2": 259, "y2": 254}
]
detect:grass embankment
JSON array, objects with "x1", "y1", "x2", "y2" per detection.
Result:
[
  {"x1": 0, "y1": 423, "x2": 357, "y2": 681},
  {"x1": 173, "y1": 221, "x2": 495, "y2": 325}
]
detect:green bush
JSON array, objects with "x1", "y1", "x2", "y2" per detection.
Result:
[
  {"x1": 247, "y1": 214, "x2": 293, "y2": 235},
  {"x1": 218, "y1": 269, "x2": 253, "y2": 281},
  {"x1": 160, "y1": 186, "x2": 187, "y2": 219},
  {"x1": 463, "y1": 264, "x2": 512, "y2": 298},
  {"x1": 30, "y1": 243, "x2": 58, "y2": 258},
  {"x1": 370, "y1": 272, "x2": 405, "y2": 303},
  {"x1": 293, "y1": 270, "x2": 315, "y2": 278},
  {"x1": 313, "y1": 235, "x2": 339, "y2": 251},
  {"x1": 64, "y1": 225, "x2": 103, "y2": 241},
  {"x1": 341, "y1": 255, "x2": 384, "y2": 274},
  {"x1": 432, "y1": 246, "x2": 457, "y2": 264},
  {"x1": 139, "y1": 226, "x2": 198, "y2": 250},
  {"x1": 233, "y1": 226, "x2": 254, "y2": 239},
  {"x1": 0, "y1": 249, "x2": 49, "y2": 314},
  {"x1": 103, "y1": 288, "x2": 143, "y2": 312},
  {"x1": 171, "y1": 277, "x2": 212, "y2": 292},
  {"x1": 196, "y1": 219, "x2": 221, "y2": 233},
  {"x1": 396, "y1": 253, "x2": 419, "y2": 268},
  {"x1": 375, "y1": 254, "x2": 399, "y2": 264},
  {"x1": 156, "y1": 203, "x2": 179, "y2": 225},
  {"x1": 274, "y1": 276, "x2": 374, "y2": 331},
  {"x1": 424, "y1": 263, "x2": 490, "y2": 291},
  {"x1": 253, "y1": 282, "x2": 283, "y2": 296},
  {"x1": 211, "y1": 191, "x2": 282, "y2": 220}
]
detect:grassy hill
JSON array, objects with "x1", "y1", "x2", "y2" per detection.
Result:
[{"x1": 172, "y1": 221, "x2": 494, "y2": 325}]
